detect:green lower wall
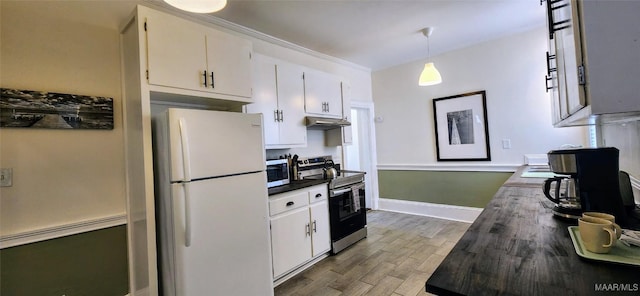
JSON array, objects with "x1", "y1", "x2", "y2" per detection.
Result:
[
  {"x1": 378, "y1": 170, "x2": 512, "y2": 208},
  {"x1": 0, "y1": 225, "x2": 129, "y2": 296}
]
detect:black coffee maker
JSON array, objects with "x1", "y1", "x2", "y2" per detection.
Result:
[{"x1": 546, "y1": 147, "x2": 633, "y2": 227}]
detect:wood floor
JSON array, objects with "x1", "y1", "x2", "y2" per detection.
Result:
[{"x1": 274, "y1": 210, "x2": 471, "y2": 296}]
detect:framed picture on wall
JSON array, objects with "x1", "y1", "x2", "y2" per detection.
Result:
[
  {"x1": 432, "y1": 90, "x2": 490, "y2": 161},
  {"x1": 0, "y1": 88, "x2": 114, "y2": 130}
]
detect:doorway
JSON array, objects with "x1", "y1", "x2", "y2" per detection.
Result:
[{"x1": 344, "y1": 101, "x2": 379, "y2": 210}]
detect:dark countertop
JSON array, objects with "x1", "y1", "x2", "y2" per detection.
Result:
[
  {"x1": 426, "y1": 166, "x2": 640, "y2": 296},
  {"x1": 267, "y1": 179, "x2": 329, "y2": 196}
]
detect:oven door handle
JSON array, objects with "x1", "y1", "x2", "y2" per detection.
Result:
[
  {"x1": 332, "y1": 188, "x2": 352, "y2": 195},
  {"x1": 332, "y1": 184, "x2": 364, "y2": 196}
]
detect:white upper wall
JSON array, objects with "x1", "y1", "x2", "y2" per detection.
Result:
[
  {"x1": 0, "y1": 1, "x2": 126, "y2": 236},
  {"x1": 0, "y1": 1, "x2": 372, "y2": 237},
  {"x1": 373, "y1": 27, "x2": 588, "y2": 166}
]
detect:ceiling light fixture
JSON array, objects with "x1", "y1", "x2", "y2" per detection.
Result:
[
  {"x1": 163, "y1": 0, "x2": 227, "y2": 13},
  {"x1": 418, "y1": 27, "x2": 442, "y2": 86}
]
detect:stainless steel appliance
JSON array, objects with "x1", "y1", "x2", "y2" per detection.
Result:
[
  {"x1": 297, "y1": 156, "x2": 367, "y2": 254},
  {"x1": 545, "y1": 147, "x2": 637, "y2": 228},
  {"x1": 266, "y1": 158, "x2": 290, "y2": 188}
]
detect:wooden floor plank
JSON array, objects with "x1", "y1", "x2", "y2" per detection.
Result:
[{"x1": 274, "y1": 210, "x2": 470, "y2": 296}]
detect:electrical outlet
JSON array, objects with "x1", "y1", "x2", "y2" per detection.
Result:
[
  {"x1": 502, "y1": 139, "x2": 512, "y2": 149},
  {"x1": 1, "y1": 168, "x2": 13, "y2": 187}
]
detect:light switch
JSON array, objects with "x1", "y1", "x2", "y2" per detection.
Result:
[{"x1": 1, "y1": 168, "x2": 13, "y2": 187}]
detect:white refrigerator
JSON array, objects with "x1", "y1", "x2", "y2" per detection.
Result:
[{"x1": 153, "y1": 108, "x2": 273, "y2": 296}]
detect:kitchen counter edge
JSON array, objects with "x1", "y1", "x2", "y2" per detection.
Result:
[{"x1": 268, "y1": 179, "x2": 329, "y2": 196}]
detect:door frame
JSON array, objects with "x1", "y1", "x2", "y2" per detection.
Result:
[{"x1": 345, "y1": 101, "x2": 380, "y2": 210}]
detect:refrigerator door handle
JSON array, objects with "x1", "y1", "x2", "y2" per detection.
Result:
[
  {"x1": 183, "y1": 182, "x2": 192, "y2": 247},
  {"x1": 178, "y1": 118, "x2": 192, "y2": 247},
  {"x1": 178, "y1": 118, "x2": 192, "y2": 182}
]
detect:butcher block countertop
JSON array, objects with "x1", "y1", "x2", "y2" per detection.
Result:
[{"x1": 425, "y1": 166, "x2": 640, "y2": 295}]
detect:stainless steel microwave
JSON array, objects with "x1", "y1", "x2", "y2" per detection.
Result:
[{"x1": 266, "y1": 159, "x2": 290, "y2": 188}]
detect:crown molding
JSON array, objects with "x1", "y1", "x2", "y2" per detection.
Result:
[{"x1": 142, "y1": 2, "x2": 371, "y2": 72}]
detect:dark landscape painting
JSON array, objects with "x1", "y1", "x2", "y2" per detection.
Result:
[{"x1": 0, "y1": 88, "x2": 113, "y2": 129}]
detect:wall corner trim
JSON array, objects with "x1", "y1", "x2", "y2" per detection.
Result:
[
  {"x1": 378, "y1": 198, "x2": 483, "y2": 223},
  {"x1": 0, "y1": 214, "x2": 127, "y2": 249}
]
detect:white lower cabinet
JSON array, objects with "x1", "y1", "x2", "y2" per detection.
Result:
[{"x1": 269, "y1": 184, "x2": 330, "y2": 280}]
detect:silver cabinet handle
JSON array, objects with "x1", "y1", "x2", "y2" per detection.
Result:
[
  {"x1": 279, "y1": 110, "x2": 284, "y2": 122},
  {"x1": 305, "y1": 223, "x2": 310, "y2": 236},
  {"x1": 313, "y1": 220, "x2": 317, "y2": 233},
  {"x1": 210, "y1": 71, "x2": 215, "y2": 88},
  {"x1": 274, "y1": 110, "x2": 279, "y2": 122}
]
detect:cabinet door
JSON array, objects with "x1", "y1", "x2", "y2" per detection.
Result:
[
  {"x1": 553, "y1": 35, "x2": 571, "y2": 120},
  {"x1": 246, "y1": 54, "x2": 279, "y2": 146},
  {"x1": 145, "y1": 9, "x2": 207, "y2": 91},
  {"x1": 270, "y1": 207, "x2": 312, "y2": 278},
  {"x1": 309, "y1": 200, "x2": 331, "y2": 257},
  {"x1": 340, "y1": 82, "x2": 353, "y2": 145},
  {"x1": 555, "y1": 0, "x2": 586, "y2": 115},
  {"x1": 277, "y1": 61, "x2": 307, "y2": 145},
  {"x1": 303, "y1": 69, "x2": 343, "y2": 118},
  {"x1": 206, "y1": 29, "x2": 253, "y2": 99}
]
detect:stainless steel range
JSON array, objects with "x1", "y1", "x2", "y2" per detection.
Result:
[{"x1": 296, "y1": 156, "x2": 367, "y2": 254}]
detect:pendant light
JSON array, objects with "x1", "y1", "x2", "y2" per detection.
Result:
[
  {"x1": 418, "y1": 27, "x2": 442, "y2": 86},
  {"x1": 164, "y1": 0, "x2": 227, "y2": 13}
]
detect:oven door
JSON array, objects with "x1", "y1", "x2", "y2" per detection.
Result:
[{"x1": 329, "y1": 183, "x2": 366, "y2": 241}]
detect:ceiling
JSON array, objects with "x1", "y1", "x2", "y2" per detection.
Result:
[
  {"x1": 7, "y1": 0, "x2": 545, "y2": 71},
  {"x1": 210, "y1": 0, "x2": 546, "y2": 70}
]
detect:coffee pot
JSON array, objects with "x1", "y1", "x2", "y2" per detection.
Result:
[
  {"x1": 543, "y1": 176, "x2": 581, "y2": 218},
  {"x1": 545, "y1": 147, "x2": 631, "y2": 226}
]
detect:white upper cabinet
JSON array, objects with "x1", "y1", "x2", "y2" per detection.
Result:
[
  {"x1": 544, "y1": 0, "x2": 640, "y2": 126},
  {"x1": 303, "y1": 68, "x2": 343, "y2": 118},
  {"x1": 326, "y1": 81, "x2": 353, "y2": 146},
  {"x1": 206, "y1": 29, "x2": 253, "y2": 99},
  {"x1": 145, "y1": 9, "x2": 207, "y2": 92},
  {"x1": 246, "y1": 54, "x2": 306, "y2": 148},
  {"x1": 277, "y1": 62, "x2": 307, "y2": 146},
  {"x1": 143, "y1": 8, "x2": 253, "y2": 101}
]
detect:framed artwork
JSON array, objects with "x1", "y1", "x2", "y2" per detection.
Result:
[
  {"x1": 0, "y1": 88, "x2": 114, "y2": 130},
  {"x1": 432, "y1": 90, "x2": 490, "y2": 161}
]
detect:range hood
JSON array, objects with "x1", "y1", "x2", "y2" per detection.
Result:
[{"x1": 305, "y1": 116, "x2": 351, "y2": 130}]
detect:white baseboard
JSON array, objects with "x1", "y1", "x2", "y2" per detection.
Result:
[
  {"x1": 0, "y1": 214, "x2": 127, "y2": 249},
  {"x1": 378, "y1": 198, "x2": 483, "y2": 223}
]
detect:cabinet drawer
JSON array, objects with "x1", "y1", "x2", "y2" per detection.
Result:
[
  {"x1": 269, "y1": 191, "x2": 309, "y2": 216},
  {"x1": 308, "y1": 186, "x2": 328, "y2": 204}
]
